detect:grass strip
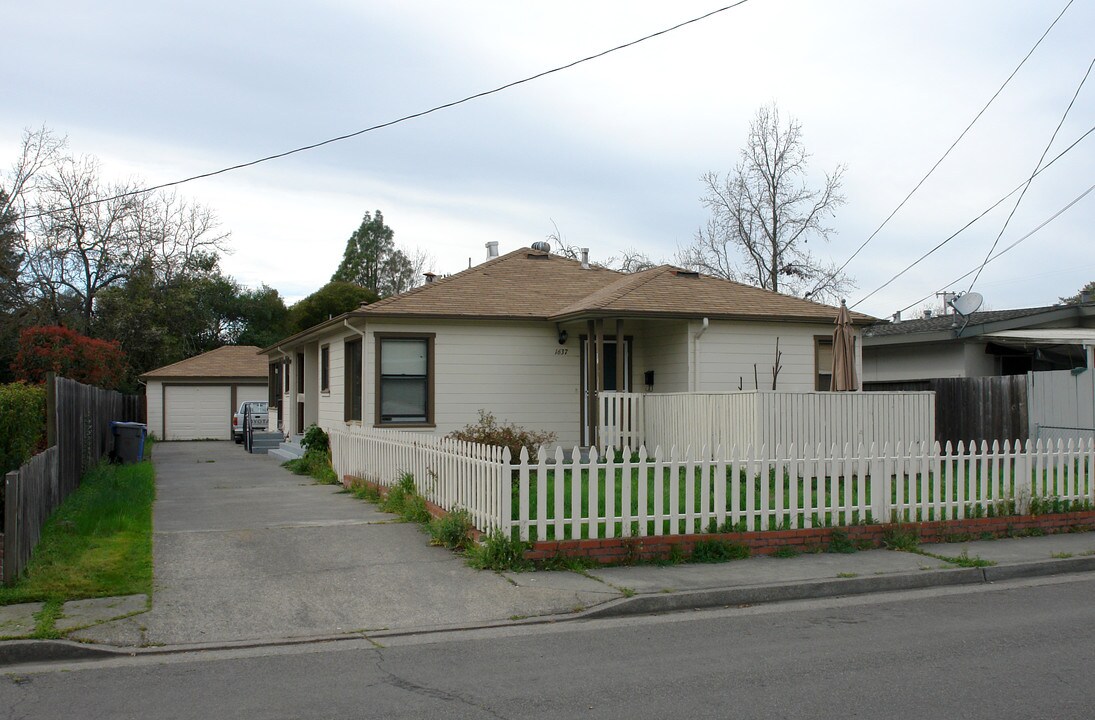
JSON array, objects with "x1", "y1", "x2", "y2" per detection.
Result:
[{"x1": 0, "y1": 460, "x2": 155, "y2": 607}]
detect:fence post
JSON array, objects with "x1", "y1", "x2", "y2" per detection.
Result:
[
  {"x1": 45, "y1": 371, "x2": 57, "y2": 447},
  {"x1": 869, "y1": 442, "x2": 888, "y2": 524},
  {"x1": 3, "y1": 470, "x2": 15, "y2": 585}
]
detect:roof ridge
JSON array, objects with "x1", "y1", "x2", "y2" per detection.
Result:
[
  {"x1": 360, "y1": 247, "x2": 576, "y2": 312},
  {"x1": 589, "y1": 265, "x2": 674, "y2": 309}
]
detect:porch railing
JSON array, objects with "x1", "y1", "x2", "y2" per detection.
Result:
[{"x1": 599, "y1": 390, "x2": 935, "y2": 459}]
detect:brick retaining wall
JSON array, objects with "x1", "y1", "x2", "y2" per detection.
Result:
[{"x1": 526, "y1": 511, "x2": 1095, "y2": 564}]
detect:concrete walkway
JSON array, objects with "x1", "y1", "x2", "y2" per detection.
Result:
[
  {"x1": 71, "y1": 441, "x2": 615, "y2": 646},
  {"x1": 4, "y1": 440, "x2": 1095, "y2": 659}
]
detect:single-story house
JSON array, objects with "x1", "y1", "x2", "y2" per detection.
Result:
[
  {"x1": 261, "y1": 246, "x2": 875, "y2": 447},
  {"x1": 141, "y1": 345, "x2": 269, "y2": 440},
  {"x1": 862, "y1": 302, "x2": 1095, "y2": 387}
]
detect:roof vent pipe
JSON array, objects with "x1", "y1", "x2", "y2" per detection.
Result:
[
  {"x1": 423, "y1": 272, "x2": 437, "y2": 284},
  {"x1": 580, "y1": 248, "x2": 590, "y2": 269},
  {"x1": 485, "y1": 241, "x2": 499, "y2": 259}
]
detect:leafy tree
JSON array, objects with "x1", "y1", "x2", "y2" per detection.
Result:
[
  {"x1": 1059, "y1": 281, "x2": 1095, "y2": 305},
  {"x1": 288, "y1": 281, "x2": 378, "y2": 333},
  {"x1": 11, "y1": 325, "x2": 126, "y2": 389},
  {"x1": 678, "y1": 103, "x2": 852, "y2": 301},
  {"x1": 235, "y1": 284, "x2": 291, "y2": 348},
  {"x1": 331, "y1": 210, "x2": 425, "y2": 297}
]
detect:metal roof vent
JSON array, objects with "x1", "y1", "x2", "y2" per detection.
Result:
[
  {"x1": 672, "y1": 269, "x2": 699, "y2": 278},
  {"x1": 531, "y1": 241, "x2": 551, "y2": 253},
  {"x1": 485, "y1": 241, "x2": 499, "y2": 259}
]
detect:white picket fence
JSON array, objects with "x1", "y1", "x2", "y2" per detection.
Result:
[
  {"x1": 599, "y1": 391, "x2": 935, "y2": 459},
  {"x1": 329, "y1": 426, "x2": 510, "y2": 533},
  {"x1": 329, "y1": 426, "x2": 1095, "y2": 544}
]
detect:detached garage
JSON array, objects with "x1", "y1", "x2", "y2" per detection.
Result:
[{"x1": 141, "y1": 346, "x2": 268, "y2": 440}]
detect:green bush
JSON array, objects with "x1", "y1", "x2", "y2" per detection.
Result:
[
  {"x1": 300, "y1": 425, "x2": 330, "y2": 455},
  {"x1": 447, "y1": 410, "x2": 557, "y2": 463},
  {"x1": 0, "y1": 382, "x2": 47, "y2": 475},
  {"x1": 467, "y1": 529, "x2": 531, "y2": 571},
  {"x1": 428, "y1": 509, "x2": 475, "y2": 550}
]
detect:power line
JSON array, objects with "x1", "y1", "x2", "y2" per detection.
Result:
[
  {"x1": 809, "y1": 0, "x2": 1074, "y2": 298},
  {"x1": 848, "y1": 123, "x2": 1095, "y2": 310},
  {"x1": 18, "y1": 1, "x2": 752, "y2": 222},
  {"x1": 966, "y1": 54, "x2": 1095, "y2": 292},
  {"x1": 894, "y1": 182, "x2": 1095, "y2": 315}
]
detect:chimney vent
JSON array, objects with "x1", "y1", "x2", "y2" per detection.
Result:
[
  {"x1": 485, "y1": 241, "x2": 499, "y2": 259},
  {"x1": 424, "y1": 272, "x2": 437, "y2": 284},
  {"x1": 580, "y1": 247, "x2": 590, "y2": 269}
]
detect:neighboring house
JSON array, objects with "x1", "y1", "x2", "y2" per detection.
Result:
[
  {"x1": 141, "y1": 345, "x2": 269, "y2": 440},
  {"x1": 261, "y1": 246, "x2": 874, "y2": 447},
  {"x1": 862, "y1": 302, "x2": 1095, "y2": 387}
]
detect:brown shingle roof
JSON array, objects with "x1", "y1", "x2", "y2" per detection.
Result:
[
  {"x1": 355, "y1": 249, "x2": 875, "y2": 324},
  {"x1": 551, "y1": 265, "x2": 875, "y2": 323},
  {"x1": 140, "y1": 345, "x2": 267, "y2": 379},
  {"x1": 356, "y1": 248, "x2": 623, "y2": 319}
]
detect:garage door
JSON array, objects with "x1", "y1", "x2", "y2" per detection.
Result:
[
  {"x1": 165, "y1": 385, "x2": 232, "y2": 440},
  {"x1": 236, "y1": 385, "x2": 268, "y2": 405}
]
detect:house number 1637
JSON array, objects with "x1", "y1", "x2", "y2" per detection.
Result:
[{"x1": 555, "y1": 348, "x2": 568, "y2": 355}]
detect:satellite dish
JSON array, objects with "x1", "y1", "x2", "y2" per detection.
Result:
[{"x1": 949, "y1": 292, "x2": 984, "y2": 317}]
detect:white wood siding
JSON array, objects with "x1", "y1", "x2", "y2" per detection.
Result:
[
  {"x1": 694, "y1": 320, "x2": 845, "y2": 392},
  {"x1": 632, "y1": 320, "x2": 689, "y2": 393},
  {"x1": 146, "y1": 380, "x2": 164, "y2": 438}
]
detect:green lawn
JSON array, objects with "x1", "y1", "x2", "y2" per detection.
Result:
[
  {"x1": 0, "y1": 459, "x2": 155, "y2": 606},
  {"x1": 507, "y1": 458, "x2": 1093, "y2": 541}
]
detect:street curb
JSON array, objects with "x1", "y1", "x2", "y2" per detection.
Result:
[
  {"x1": 0, "y1": 640, "x2": 132, "y2": 667},
  {"x1": 577, "y1": 567, "x2": 986, "y2": 619},
  {"x1": 4, "y1": 559, "x2": 1095, "y2": 666},
  {"x1": 982, "y1": 555, "x2": 1095, "y2": 582}
]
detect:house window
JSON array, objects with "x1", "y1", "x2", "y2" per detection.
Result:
[
  {"x1": 296, "y1": 352, "x2": 304, "y2": 390},
  {"x1": 815, "y1": 336, "x2": 833, "y2": 391},
  {"x1": 320, "y1": 345, "x2": 330, "y2": 393},
  {"x1": 375, "y1": 334, "x2": 434, "y2": 426},
  {"x1": 344, "y1": 338, "x2": 363, "y2": 422},
  {"x1": 283, "y1": 359, "x2": 290, "y2": 392}
]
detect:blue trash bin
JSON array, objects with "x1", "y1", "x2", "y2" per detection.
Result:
[{"x1": 111, "y1": 421, "x2": 147, "y2": 463}]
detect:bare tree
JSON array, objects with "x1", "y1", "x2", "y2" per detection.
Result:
[
  {"x1": 678, "y1": 103, "x2": 853, "y2": 302},
  {"x1": 545, "y1": 220, "x2": 659, "y2": 273},
  {"x1": 9, "y1": 129, "x2": 231, "y2": 332}
]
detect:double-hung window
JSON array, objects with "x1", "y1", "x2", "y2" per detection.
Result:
[
  {"x1": 375, "y1": 334, "x2": 434, "y2": 425},
  {"x1": 815, "y1": 336, "x2": 833, "y2": 391}
]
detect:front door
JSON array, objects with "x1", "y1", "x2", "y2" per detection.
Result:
[{"x1": 580, "y1": 336, "x2": 631, "y2": 446}]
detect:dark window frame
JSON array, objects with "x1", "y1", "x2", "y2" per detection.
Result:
[
  {"x1": 374, "y1": 332, "x2": 436, "y2": 428},
  {"x1": 320, "y1": 344, "x2": 330, "y2": 393},
  {"x1": 815, "y1": 335, "x2": 833, "y2": 391},
  {"x1": 344, "y1": 337, "x2": 363, "y2": 422}
]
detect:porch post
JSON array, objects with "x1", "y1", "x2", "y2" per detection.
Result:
[
  {"x1": 595, "y1": 318, "x2": 605, "y2": 449},
  {"x1": 615, "y1": 319, "x2": 625, "y2": 391},
  {"x1": 586, "y1": 319, "x2": 597, "y2": 448}
]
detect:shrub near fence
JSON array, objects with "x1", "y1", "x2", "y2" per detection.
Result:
[{"x1": 330, "y1": 425, "x2": 1095, "y2": 556}]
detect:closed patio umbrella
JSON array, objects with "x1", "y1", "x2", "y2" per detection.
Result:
[{"x1": 831, "y1": 300, "x2": 858, "y2": 391}]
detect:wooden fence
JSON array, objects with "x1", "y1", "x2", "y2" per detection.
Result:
[
  {"x1": 1, "y1": 374, "x2": 141, "y2": 585},
  {"x1": 599, "y1": 391, "x2": 935, "y2": 459},
  {"x1": 866, "y1": 376, "x2": 1028, "y2": 446},
  {"x1": 327, "y1": 425, "x2": 1095, "y2": 545}
]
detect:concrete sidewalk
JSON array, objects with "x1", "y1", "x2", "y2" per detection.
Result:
[{"x1": 4, "y1": 440, "x2": 1095, "y2": 661}]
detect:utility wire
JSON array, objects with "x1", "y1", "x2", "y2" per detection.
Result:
[
  {"x1": 895, "y1": 182, "x2": 1095, "y2": 315},
  {"x1": 809, "y1": 0, "x2": 1074, "y2": 298},
  {"x1": 849, "y1": 123, "x2": 1095, "y2": 310},
  {"x1": 966, "y1": 54, "x2": 1095, "y2": 292},
  {"x1": 18, "y1": 1, "x2": 751, "y2": 222}
]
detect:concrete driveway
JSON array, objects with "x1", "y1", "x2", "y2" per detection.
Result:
[{"x1": 74, "y1": 441, "x2": 616, "y2": 646}]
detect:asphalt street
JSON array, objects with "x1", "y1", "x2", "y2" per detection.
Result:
[{"x1": 4, "y1": 573, "x2": 1094, "y2": 719}]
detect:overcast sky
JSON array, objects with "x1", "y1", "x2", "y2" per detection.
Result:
[{"x1": 3, "y1": 0, "x2": 1093, "y2": 319}]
